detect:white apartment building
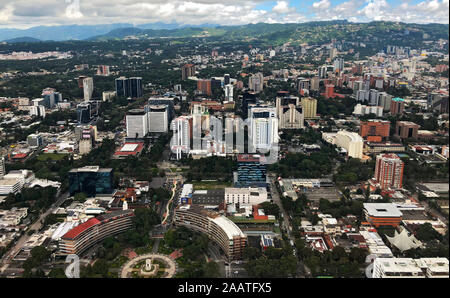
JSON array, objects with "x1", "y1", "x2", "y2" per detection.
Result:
[
  {"x1": 224, "y1": 187, "x2": 268, "y2": 206},
  {"x1": 373, "y1": 258, "x2": 449, "y2": 278}
]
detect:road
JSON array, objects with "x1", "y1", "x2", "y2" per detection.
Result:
[
  {"x1": 161, "y1": 180, "x2": 178, "y2": 225},
  {"x1": 268, "y1": 172, "x2": 308, "y2": 278},
  {"x1": 0, "y1": 191, "x2": 70, "y2": 274}
]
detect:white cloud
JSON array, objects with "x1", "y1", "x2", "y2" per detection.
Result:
[
  {"x1": 0, "y1": 0, "x2": 448, "y2": 29},
  {"x1": 272, "y1": 1, "x2": 292, "y2": 14},
  {"x1": 312, "y1": 0, "x2": 331, "y2": 10}
]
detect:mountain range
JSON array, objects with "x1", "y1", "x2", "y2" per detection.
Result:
[{"x1": 0, "y1": 21, "x2": 448, "y2": 45}]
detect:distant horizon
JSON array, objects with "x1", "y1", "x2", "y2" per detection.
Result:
[{"x1": 1, "y1": 19, "x2": 449, "y2": 31}]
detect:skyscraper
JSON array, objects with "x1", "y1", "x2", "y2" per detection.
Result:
[
  {"x1": 115, "y1": 77, "x2": 143, "y2": 98},
  {"x1": 248, "y1": 73, "x2": 264, "y2": 93},
  {"x1": 171, "y1": 116, "x2": 191, "y2": 160},
  {"x1": 374, "y1": 154, "x2": 404, "y2": 190},
  {"x1": 129, "y1": 77, "x2": 143, "y2": 98},
  {"x1": 126, "y1": 109, "x2": 148, "y2": 139},
  {"x1": 301, "y1": 97, "x2": 318, "y2": 119},
  {"x1": 147, "y1": 105, "x2": 169, "y2": 133},
  {"x1": 249, "y1": 107, "x2": 278, "y2": 151},
  {"x1": 181, "y1": 64, "x2": 195, "y2": 80},
  {"x1": 83, "y1": 77, "x2": 94, "y2": 101}
]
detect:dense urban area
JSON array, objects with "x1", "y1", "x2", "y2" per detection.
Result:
[{"x1": 0, "y1": 20, "x2": 449, "y2": 279}]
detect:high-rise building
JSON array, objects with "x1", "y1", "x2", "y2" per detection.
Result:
[
  {"x1": 126, "y1": 109, "x2": 148, "y2": 139},
  {"x1": 310, "y1": 76, "x2": 320, "y2": 91},
  {"x1": 279, "y1": 104, "x2": 304, "y2": 129},
  {"x1": 248, "y1": 73, "x2": 264, "y2": 93},
  {"x1": 68, "y1": 166, "x2": 113, "y2": 197},
  {"x1": 359, "y1": 120, "x2": 390, "y2": 142},
  {"x1": 224, "y1": 74, "x2": 230, "y2": 85},
  {"x1": 374, "y1": 154, "x2": 404, "y2": 190},
  {"x1": 27, "y1": 134, "x2": 43, "y2": 148},
  {"x1": 325, "y1": 84, "x2": 335, "y2": 99},
  {"x1": 197, "y1": 79, "x2": 212, "y2": 96},
  {"x1": 249, "y1": 107, "x2": 278, "y2": 151},
  {"x1": 129, "y1": 77, "x2": 143, "y2": 98},
  {"x1": 390, "y1": 97, "x2": 405, "y2": 115},
  {"x1": 0, "y1": 156, "x2": 5, "y2": 179},
  {"x1": 115, "y1": 77, "x2": 143, "y2": 98},
  {"x1": 96, "y1": 65, "x2": 110, "y2": 76},
  {"x1": 171, "y1": 116, "x2": 192, "y2": 160},
  {"x1": 333, "y1": 58, "x2": 344, "y2": 72},
  {"x1": 83, "y1": 77, "x2": 94, "y2": 101},
  {"x1": 115, "y1": 76, "x2": 130, "y2": 97},
  {"x1": 235, "y1": 154, "x2": 267, "y2": 188},
  {"x1": 301, "y1": 97, "x2": 318, "y2": 119},
  {"x1": 42, "y1": 88, "x2": 62, "y2": 108},
  {"x1": 224, "y1": 84, "x2": 234, "y2": 101},
  {"x1": 395, "y1": 121, "x2": 419, "y2": 139},
  {"x1": 76, "y1": 102, "x2": 92, "y2": 124},
  {"x1": 147, "y1": 105, "x2": 169, "y2": 133},
  {"x1": 181, "y1": 64, "x2": 195, "y2": 80}
]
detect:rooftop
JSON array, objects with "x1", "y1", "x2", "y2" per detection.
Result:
[{"x1": 364, "y1": 203, "x2": 403, "y2": 218}]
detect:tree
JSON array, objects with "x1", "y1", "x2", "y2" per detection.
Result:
[{"x1": 415, "y1": 223, "x2": 442, "y2": 242}]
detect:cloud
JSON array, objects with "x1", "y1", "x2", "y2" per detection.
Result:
[
  {"x1": 272, "y1": 1, "x2": 293, "y2": 14},
  {"x1": 312, "y1": 0, "x2": 331, "y2": 10},
  {"x1": 0, "y1": 0, "x2": 448, "y2": 29}
]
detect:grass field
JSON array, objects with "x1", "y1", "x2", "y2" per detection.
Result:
[
  {"x1": 192, "y1": 180, "x2": 233, "y2": 190},
  {"x1": 37, "y1": 153, "x2": 69, "y2": 161}
]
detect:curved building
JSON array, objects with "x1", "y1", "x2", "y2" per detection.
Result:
[
  {"x1": 59, "y1": 210, "x2": 134, "y2": 256},
  {"x1": 174, "y1": 205, "x2": 247, "y2": 261}
]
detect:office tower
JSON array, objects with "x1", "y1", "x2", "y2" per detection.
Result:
[
  {"x1": 171, "y1": 116, "x2": 191, "y2": 160},
  {"x1": 310, "y1": 76, "x2": 320, "y2": 91},
  {"x1": 181, "y1": 64, "x2": 195, "y2": 80},
  {"x1": 241, "y1": 92, "x2": 257, "y2": 118},
  {"x1": 147, "y1": 105, "x2": 169, "y2": 133},
  {"x1": 395, "y1": 121, "x2": 419, "y2": 139},
  {"x1": 115, "y1": 76, "x2": 130, "y2": 97},
  {"x1": 298, "y1": 79, "x2": 310, "y2": 92},
  {"x1": 197, "y1": 79, "x2": 212, "y2": 96},
  {"x1": 374, "y1": 154, "x2": 404, "y2": 190},
  {"x1": 333, "y1": 58, "x2": 344, "y2": 72},
  {"x1": 83, "y1": 77, "x2": 94, "y2": 101},
  {"x1": 276, "y1": 96, "x2": 303, "y2": 129},
  {"x1": 27, "y1": 134, "x2": 43, "y2": 148},
  {"x1": 78, "y1": 75, "x2": 88, "y2": 88},
  {"x1": 102, "y1": 91, "x2": 116, "y2": 102},
  {"x1": 29, "y1": 105, "x2": 46, "y2": 118},
  {"x1": 42, "y1": 88, "x2": 62, "y2": 108},
  {"x1": 68, "y1": 166, "x2": 113, "y2": 197},
  {"x1": 301, "y1": 97, "x2": 318, "y2": 119},
  {"x1": 77, "y1": 102, "x2": 92, "y2": 124},
  {"x1": 248, "y1": 73, "x2": 264, "y2": 93},
  {"x1": 224, "y1": 74, "x2": 230, "y2": 85},
  {"x1": 0, "y1": 156, "x2": 5, "y2": 179},
  {"x1": 353, "y1": 80, "x2": 364, "y2": 95},
  {"x1": 126, "y1": 109, "x2": 148, "y2": 138},
  {"x1": 129, "y1": 77, "x2": 143, "y2": 98},
  {"x1": 330, "y1": 47, "x2": 338, "y2": 60},
  {"x1": 235, "y1": 154, "x2": 267, "y2": 188},
  {"x1": 279, "y1": 104, "x2": 304, "y2": 129},
  {"x1": 148, "y1": 97, "x2": 175, "y2": 122},
  {"x1": 97, "y1": 65, "x2": 110, "y2": 76},
  {"x1": 325, "y1": 84, "x2": 335, "y2": 99},
  {"x1": 378, "y1": 92, "x2": 393, "y2": 111},
  {"x1": 359, "y1": 120, "x2": 390, "y2": 142},
  {"x1": 390, "y1": 97, "x2": 405, "y2": 115},
  {"x1": 224, "y1": 84, "x2": 234, "y2": 101},
  {"x1": 249, "y1": 107, "x2": 278, "y2": 151},
  {"x1": 318, "y1": 66, "x2": 328, "y2": 79}
]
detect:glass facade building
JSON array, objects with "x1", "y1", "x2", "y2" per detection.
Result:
[
  {"x1": 234, "y1": 154, "x2": 267, "y2": 188},
  {"x1": 69, "y1": 166, "x2": 113, "y2": 197}
]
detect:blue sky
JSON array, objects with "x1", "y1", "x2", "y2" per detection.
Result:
[{"x1": 0, "y1": 0, "x2": 448, "y2": 29}]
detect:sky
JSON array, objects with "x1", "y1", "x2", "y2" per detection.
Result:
[{"x1": 0, "y1": 0, "x2": 448, "y2": 29}]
